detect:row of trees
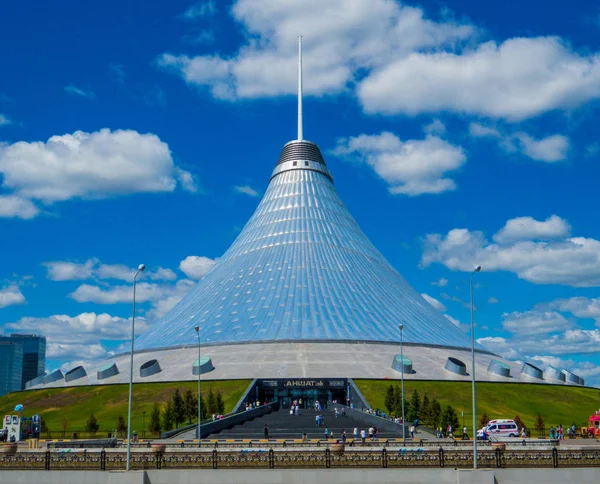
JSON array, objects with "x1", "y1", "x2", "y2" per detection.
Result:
[
  {"x1": 384, "y1": 386, "x2": 460, "y2": 430},
  {"x1": 82, "y1": 388, "x2": 227, "y2": 436}
]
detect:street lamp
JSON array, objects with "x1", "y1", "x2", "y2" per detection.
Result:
[
  {"x1": 399, "y1": 323, "x2": 406, "y2": 444},
  {"x1": 470, "y1": 265, "x2": 481, "y2": 469},
  {"x1": 126, "y1": 263, "x2": 145, "y2": 472},
  {"x1": 195, "y1": 325, "x2": 201, "y2": 448}
]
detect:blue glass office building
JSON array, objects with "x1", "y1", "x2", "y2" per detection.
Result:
[
  {"x1": 136, "y1": 140, "x2": 476, "y2": 352},
  {"x1": 9, "y1": 334, "x2": 46, "y2": 390},
  {"x1": 0, "y1": 339, "x2": 23, "y2": 397}
]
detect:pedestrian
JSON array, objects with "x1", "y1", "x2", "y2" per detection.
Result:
[
  {"x1": 521, "y1": 427, "x2": 527, "y2": 438},
  {"x1": 410, "y1": 425, "x2": 415, "y2": 439},
  {"x1": 325, "y1": 427, "x2": 330, "y2": 440},
  {"x1": 316, "y1": 414, "x2": 320, "y2": 426},
  {"x1": 463, "y1": 426, "x2": 468, "y2": 440},
  {"x1": 342, "y1": 430, "x2": 347, "y2": 443},
  {"x1": 360, "y1": 428, "x2": 367, "y2": 444},
  {"x1": 353, "y1": 427, "x2": 359, "y2": 440},
  {"x1": 264, "y1": 424, "x2": 269, "y2": 440},
  {"x1": 368, "y1": 426, "x2": 374, "y2": 439},
  {"x1": 302, "y1": 433, "x2": 308, "y2": 442}
]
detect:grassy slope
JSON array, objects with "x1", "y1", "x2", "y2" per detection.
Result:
[
  {"x1": 0, "y1": 380, "x2": 250, "y2": 432},
  {"x1": 355, "y1": 380, "x2": 600, "y2": 428}
]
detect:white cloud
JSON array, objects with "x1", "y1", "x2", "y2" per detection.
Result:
[
  {"x1": 64, "y1": 84, "x2": 95, "y2": 99},
  {"x1": 488, "y1": 297, "x2": 498, "y2": 304},
  {"x1": 542, "y1": 297, "x2": 600, "y2": 326},
  {"x1": 514, "y1": 133, "x2": 570, "y2": 162},
  {"x1": 6, "y1": 312, "x2": 141, "y2": 345},
  {"x1": 359, "y1": 37, "x2": 600, "y2": 120},
  {"x1": 0, "y1": 195, "x2": 40, "y2": 219},
  {"x1": 421, "y1": 293, "x2": 446, "y2": 312},
  {"x1": 333, "y1": 132, "x2": 466, "y2": 196},
  {"x1": 502, "y1": 310, "x2": 572, "y2": 336},
  {"x1": 182, "y1": 0, "x2": 216, "y2": 20},
  {"x1": 470, "y1": 123, "x2": 569, "y2": 163},
  {"x1": 469, "y1": 122, "x2": 500, "y2": 138},
  {"x1": 493, "y1": 215, "x2": 571, "y2": 244},
  {"x1": 0, "y1": 285, "x2": 26, "y2": 308},
  {"x1": 159, "y1": 0, "x2": 473, "y2": 100},
  {"x1": 44, "y1": 258, "x2": 177, "y2": 282},
  {"x1": 50, "y1": 344, "x2": 111, "y2": 361},
  {"x1": 179, "y1": 255, "x2": 217, "y2": 279},
  {"x1": 0, "y1": 129, "x2": 196, "y2": 210},
  {"x1": 0, "y1": 114, "x2": 12, "y2": 126},
  {"x1": 234, "y1": 185, "x2": 259, "y2": 197},
  {"x1": 421, "y1": 215, "x2": 600, "y2": 287},
  {"x1": 444, "y1": 314, "x2": 461, "y2": 327},
  {"x1": 424, "y1": 119, "x2": 445, "y2": 136},
  {"x1": 69, "y1": 279, "x2": 195, "y2": 305},
  {"x1": 432, "y1": 277, "x2": 448, "y2": 287}
]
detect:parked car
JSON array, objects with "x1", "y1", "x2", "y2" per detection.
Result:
[{"x1": 477, "y1": 419, "x2": 519, "y2": 439}]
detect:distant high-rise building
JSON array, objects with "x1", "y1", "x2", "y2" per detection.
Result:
[
  {"x1": 9, "y1": 334, "x2": 46, "y2": 390},
  {"x1": 0, "y1": 338, "x2": 24, "y2": 396}
]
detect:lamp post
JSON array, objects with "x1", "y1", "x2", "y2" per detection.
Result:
[
  {"x1": 399, "y1": 323, "x2": 406, "y2": 444},
  {"x1": 470, "y1": 265, "x2": 481, "y2": 469},
  {"x1": 195, "y1": 325, "x2": 201, "y2": 447},
  {"x1": 126, "y1": 263, "x2": 145, "y2": 471}
]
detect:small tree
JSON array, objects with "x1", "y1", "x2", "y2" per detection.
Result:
[
  {"x1": 207, "y1": 388, "x2": 217, "y2": 415},
  {"x1": 535, "y1": 413, "x2": 545, "y2": 436},
  {"x1": 384, "y1": 385, "x2": 396, "y2": 414},
  {"x1": 440, "y1": 405, "x2": 460, "y2": 432},
  {"x1": 148, "y1": 403, "x2": 162, "y2": 435},
  {"x1": 421, "y1": 393, "x2": 431, "y2": 425},
  {"x1": 392, "y1": 386, "x2": 402, "y2": 416},
  {"x1": 407, "y1": 390, "x2": 421, "y2": 422},
  {"x1": 115, "y1": 415, "x2": 127, "y2": 435},
  {"x1": 429, "y1": 399, "x2": 442, "y2": 428},
  {"x1": 514, "y1": 415, "x2": 526, "y2": 431},
  {"x1": 172, "y1": 389, "x2": 186, "y2": 427},
  {"x1": 479, "y1": 412, "x2": 490, "y2": 428},
  {"x1": 216, "y1": 391, "x2": 225, "y2": 414},
  {"x1": 85, "y1": 413, "x2": 99, "y2": 437},
  {"x1": 162, "y1": 401, "x2": 175, "y2": 431},
  {"x1": 183, "y1": 389, "x2": 198, "y2": 424}
]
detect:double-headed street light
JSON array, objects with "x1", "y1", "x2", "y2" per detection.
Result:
[
  {"x1": 470, "y1": 265, "x2": 482, "y2": 469},
  {"x1": 126, "y1": 263, "x2": 145, "y2": 472},
  {"x1": 399, "y1": 323, "x2": 405, "y2": 444},
  {"x1": 194, "y1": 325, "x2": 202, "y2": 447}
]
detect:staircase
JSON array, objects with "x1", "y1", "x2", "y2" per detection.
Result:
[{"x1": 206, "y1": 406, "x2": 401, "y2": 440}]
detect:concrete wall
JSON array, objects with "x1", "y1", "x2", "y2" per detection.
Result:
[{"x1": 1, "y1": 468, "x2": 600, "y2": 484}]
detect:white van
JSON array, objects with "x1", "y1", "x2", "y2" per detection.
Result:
[{"x1": 477, "y1": 419, "x2": 519, "y2": 439}]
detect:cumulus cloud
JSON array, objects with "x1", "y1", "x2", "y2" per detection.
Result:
[
  {"x1": 469, "y1": 123, "x2": 570, "y2": 163},
  {"x1": 488, "y1": 297, "x2": 498, "y2": 304},
  {"x1": 501, "y1": 310, "x2": 572, "y2": 336},
  {"x1": 0, "y1": 284, "x2": 26, "y2": 308},
  {"x1": 424, "y1": 119, "x2": 445, "y2": 136},
  {"x1": 0, "y1": 195, "x2": 40, "y2": 219},
  {"x1": 540, "y1": 297, "x2": 600, "y2": 326},
  {"x1": 493, "y1": 215, "x2": 571, "y2": 244},
  {"x1": 359, "y1": 37, "x2": 600, "y2": 120},
  {"x1": 179, "y1": 255, "x2": 217, "y2": 279},
  {"x1": 432, "y1": 277, "x2": 448, "y2": 287},
  {"x1": 159, "y1": 0, "x2": 473, "y2": 100},
  {"x1": 333, "y1": 132, "x2": 466, "y2": 196},
  {"x1": 421, "y1": 293, "x2": 446, "y2": 312},
  {"x1": 64, "y1": 84, "x2": 95, "y2": 99},
  {"x1": 0, "y1": 129, "x2": 197, "y2": 217},
  {"x1": 160, "y1": 2, "x2": 600, "y2": 121},
  {"x1": 234, "y1": 185, "x2": 259, "y2": 197},
  {"x1": 6, "y1": 312, "x2": 142, "y2": 345},
  {"x1": 69, "y1": 279, "x2": 195, "y2": 305},
  {"x1": 421, "y1": 215, "x2": 600, "y2": 287},
  {"x1": 44, "y1": 258, "x2": 177, "y2": 282}
]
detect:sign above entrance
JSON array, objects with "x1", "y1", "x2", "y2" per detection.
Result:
[{"x1": 257, "y1": 378, "x2": 347, "y2": 389}]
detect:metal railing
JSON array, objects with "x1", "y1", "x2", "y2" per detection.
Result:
[{"x1": 2, "y1": 447, "x2": 600, "y2": 470}]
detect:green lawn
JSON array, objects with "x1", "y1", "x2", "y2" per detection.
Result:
[
  {"x1": 0, "y1": 380, "x2": 250, "y2": 435},
  {"x1": 355, "y1": 379, "x2": 600, "y2": 429}
]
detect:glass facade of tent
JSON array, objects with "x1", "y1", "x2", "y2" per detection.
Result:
[{"x1": 0, "y1": 340, "x2": 23, "y2": 396}]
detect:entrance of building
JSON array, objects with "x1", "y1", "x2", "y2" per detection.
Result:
[{"x1": 255, "y1": 379, "x2": 349, "y2": 409}]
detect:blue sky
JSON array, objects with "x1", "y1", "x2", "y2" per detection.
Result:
[{"x1": 1, "y1": 0, "x2": 600, "y2": 385}]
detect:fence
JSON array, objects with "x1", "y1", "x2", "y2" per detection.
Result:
[{"x1": 1, "y1": 448, "x2": 600, "y2": 470}]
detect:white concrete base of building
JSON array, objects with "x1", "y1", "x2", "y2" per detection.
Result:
[{"x1": 28, "y1": 342, "x2": 582, "y2": 390}]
